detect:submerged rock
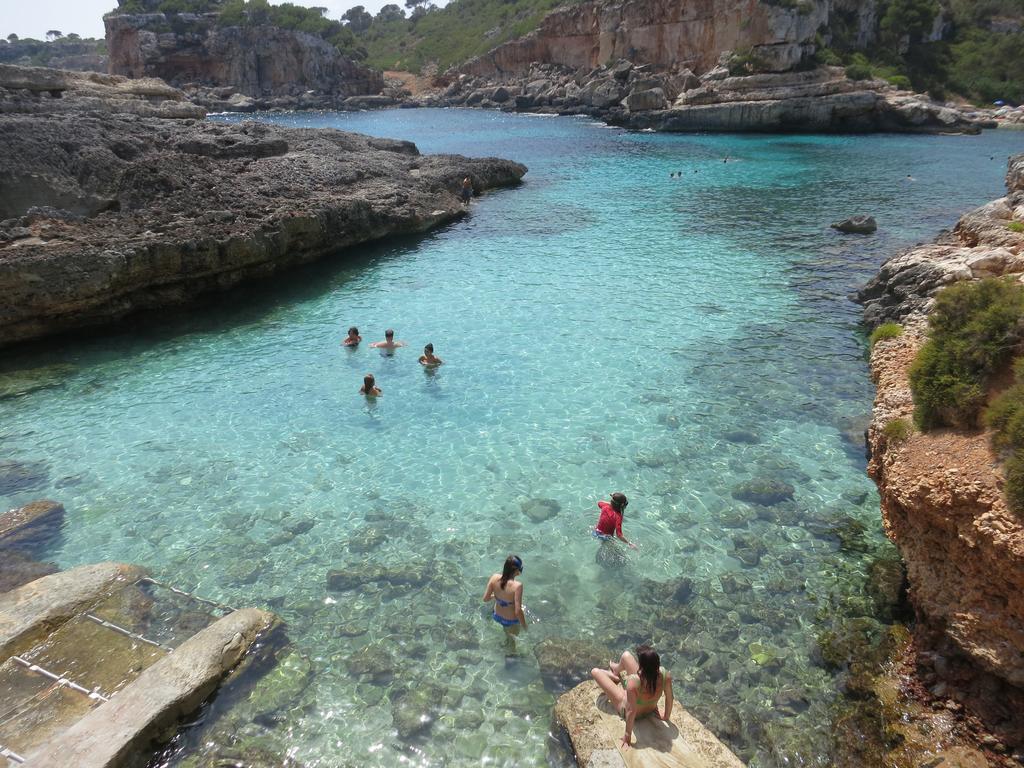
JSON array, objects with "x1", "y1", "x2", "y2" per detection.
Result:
[
  {"x1": 326, "y1": 564, "x2": 430, "y2": 591},
  {"x1": 535, "y1": 637, "x2": 610, "y2": 692},
  {"x1": 595, "y1": 540, "x2": 628, "y2": 569},
  {"x1": 731, "y1": 478, "x2": 795, "y2": 506},
  {"x1": 390, "y1": 681, "x2": 445, "y2": 740},
  {"x1": 0, "y1": 363, "x2": 77, "y2": 400},
  {"x1": 0, "y1": 461, "x2": 50, "y2": 497},
  {"x1": 521, "y1": 497, "x2": 560, "y2": 523},
  {"x1": 0, "y1": 499, "x2": 64, "y2": 554}
]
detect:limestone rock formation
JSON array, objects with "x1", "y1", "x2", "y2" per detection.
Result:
[
  {"x1": 429, "y1": 62, "x2": 988, "y2": 135},
  {"x1": 460, "y1": 0, "x2": 828, "y2": 79},
  {"x1": 861, "y1": 155, "x2": 1024, "y2": 751},
  {"x1": 0, "y1": 65, "x2": 526, "y2": 347},
  {"x1": 867, "y1": 325, "x2": 1024, "y2": 751},
  {"x1": 105, "y1": 12, "x2": 383, "y2": 109},
  {"x1": 858, "y1": 154, "x2": 1024, "y2": 325},
  {"x1": 554, "y1": 679, "x2": 745, "y2": 768},
  {"x1": 0, "y1": 63, "x2": 205, "y2": 119}
]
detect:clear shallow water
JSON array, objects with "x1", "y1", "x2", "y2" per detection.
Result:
[{"x1": 2, "y1": 110, "x2": 1022, "y2": 766}]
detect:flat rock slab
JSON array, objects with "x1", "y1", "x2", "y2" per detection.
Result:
[
  {"x1": 555, "y1": 680, "x2": 745, "y2": 768},
  {"x1": 0, "y1": 561, "x2": 145, "y2": 660},
  {"x1": 27, "y1": 607, "x2": 276, "y2": 768}
]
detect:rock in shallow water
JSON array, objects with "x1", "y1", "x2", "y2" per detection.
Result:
[
  {"x1": 521, "y1": 497, "x2": 560, "y2": 523},
  {"x1": 731, "y1": 478, "x2": 795, "y2": 506}
]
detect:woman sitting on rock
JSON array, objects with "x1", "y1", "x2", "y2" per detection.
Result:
[{"x1": 591, "y1": 645, "x2": 673, "y2": 749}]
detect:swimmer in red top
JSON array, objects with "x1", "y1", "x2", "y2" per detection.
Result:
[{"x1": 595, "y1": 492, "x2": 637, "y2": 549}]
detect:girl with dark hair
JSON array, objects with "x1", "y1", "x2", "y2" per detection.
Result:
[
  {"x1": 594, "y1": 492, "x2": 637, "y2": 549},
  {"x1": 590, "y1": 645, "x2": 673, "y2": 749},
  {"x1": 342, "y1": 326, "x2": 361, "y2": 346},
  {"x1": 482, "y1": 555, "x2": 527, "y2": 634}
]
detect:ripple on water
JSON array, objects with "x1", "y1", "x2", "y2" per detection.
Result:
[{"x1": 2, "y1": 111, "x2": 1021, "y2": 767}]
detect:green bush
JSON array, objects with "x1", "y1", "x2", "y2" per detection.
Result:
[
  {"x1": 845, "y1": 63, "x2": 873, "y2": 81},
  {"x1": 984, "y1": 356, "x2": 1024, "y2": 512},
  {"x1": 883, "y1": 418, "x2": 912, "y2": 442},
  {"x1": 1009, "y1": 221, "x2": 1024, "y2": 234},
  {"x1": 1005, "y1": 453, "x2": 1024, "y2": 512},
  {"x1": 909, "y1": 278, "x2": 1024, "y2": 430},
  {"x1": 870, "y1": 323, "x2": 903, "y2": 347},
  {"x1": 886, "y1": 74, "x2": 912, "y2": 89}
]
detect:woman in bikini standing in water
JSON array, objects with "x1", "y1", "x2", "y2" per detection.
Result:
[{"x1": 483, "y1": 554, "x2": 527, "y2": 636}]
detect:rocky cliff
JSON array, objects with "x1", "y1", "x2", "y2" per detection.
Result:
[
  {"x1": 862, "y1": 155, "x2": 1024, "y2": 752},
  {"x1": 105, "y1": 12, "x2": 382, "y2": 103},
  {"x1": 461, "y1": 0, "x2": 827, "y2": 79},
  {"x1": 0, "y1": 64, "x2": 526, "y2": 347}
]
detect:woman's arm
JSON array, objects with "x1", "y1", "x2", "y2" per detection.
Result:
[
  {"x1": 622, "y1": 678, "x2": 638, "y2": 747},
  {"x1": 514, "y1": 582, "x2": 527, "y2": 628},
  {"x1": 482, "y1": 576, "x2": 495, "y2": 603},
  {"x1": 661, "y1": 671, "x2": 673, "y2": 721}
]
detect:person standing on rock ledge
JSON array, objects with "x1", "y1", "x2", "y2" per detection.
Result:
[
  {"x1": 591, "y1": 645, "x2": 673, "y2": 750},
  {"x1": 370, "y1": 328, "x2": 407, "y2": 353},
  {"x1": 461, "y1": 177, "x2": 473, "y2": 204}
]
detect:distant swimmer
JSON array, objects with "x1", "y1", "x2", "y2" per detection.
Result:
[
  {"x1": 359, "y1": 373, "x2": 382, "y2": 397},
  {"x1": 370, "y1": 328, "x2": 407, "y2": 352},
  {"x1": 419, "y1": 343, "x2": 444, "y2": 367},
  {"x1": 483, "y1": 555, "x2": 527, "y2": 635},
  {"x1": 342, "y1": 326, "x2": 361, "y2": 346}
]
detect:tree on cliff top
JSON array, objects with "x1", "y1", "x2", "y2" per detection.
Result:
[{"x1": 343, "y1": 5, "x2": 373, "y2": 32}]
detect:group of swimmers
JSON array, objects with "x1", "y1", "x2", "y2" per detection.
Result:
[
  {"x1": 342, "y1": 326, "x2": 443, "y2": 397},
  {"x1": 483, "y1": 492, "x2": 668, "y2": 749}
]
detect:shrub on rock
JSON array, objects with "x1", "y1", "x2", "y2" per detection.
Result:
[{"x1": 909, "y1": 277, "x2": 1024, "y2": 429}]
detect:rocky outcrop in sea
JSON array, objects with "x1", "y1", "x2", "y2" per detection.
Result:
[
  {"x1": 105, "y1": 10, "x2": 383, "y2": 112},
  {"x1": 0, "y1": 64, "x2": 526, "y2": 347},
  {"x1": 860, "y1": 154, "x2": 1024, "y2": 755}
]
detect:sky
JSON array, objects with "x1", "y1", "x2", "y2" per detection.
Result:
[{"x1": 0, "y1": 0, "x2": 422, "y2": 41}]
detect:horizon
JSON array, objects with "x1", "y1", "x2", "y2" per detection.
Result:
[{"x1": 0, "y1": 0, "x2": 441, "y2": 42}]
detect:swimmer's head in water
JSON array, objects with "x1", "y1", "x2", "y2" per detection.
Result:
[
  {"x1": 385, "y1": 329, "x2": 394, "y2": 339},
  {"x1": 363, "y1": 373, "x2": 376, "y2": 390},
  {"x1": 348, "y1": 326, "x2": 359, "y2": 337},
  {"x1": 424, "y1": 343, "x2": 434, "y2": 354},
  {"x1": 610, "y1": 492, "x2": 628, "y2": 513}
]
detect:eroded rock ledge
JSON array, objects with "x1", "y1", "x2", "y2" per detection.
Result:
[
  {"x1": 420, "y1": 61, "x2": 989, "y2": 135},
  {"x1": 861, "y1": 154, "x2": 1024, "y2": 753},
  {"x1": 0, "y1": 65, "x2": 527, "y2": 347}
]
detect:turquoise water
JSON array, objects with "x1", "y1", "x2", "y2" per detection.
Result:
[{"x1": 2, "y1": 110, "x2": 1022, "y2": 766}]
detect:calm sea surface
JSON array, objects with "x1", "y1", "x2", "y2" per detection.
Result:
[{"x1": 2, "y1": 110, "x2": 1022, "y2": 766}]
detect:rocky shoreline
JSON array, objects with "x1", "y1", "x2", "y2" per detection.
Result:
[
  {"x1": 417, "y1": 61, "x2": 994, "y2": 135},
  {"x1": 0, "y1": 64, "x2": 526, "y2": 348},
  {"x1": 858, "y1": 154, "x2": 1024, "y2": 760}
]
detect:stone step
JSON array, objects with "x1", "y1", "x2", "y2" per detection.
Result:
[{"x1": 0, "y1": 562, "x2": 276, "y2": 768}]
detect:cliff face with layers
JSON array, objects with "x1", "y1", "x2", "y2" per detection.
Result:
[
  {"x1": 461, "y1": 0, "x2": 828, "y2": 78},
  {"x1": 105, "y1": 13, "x2": 382, "y2": 98},
  {"x1": 863, "y1": 155, "x2": 1024, "y2": 752}
]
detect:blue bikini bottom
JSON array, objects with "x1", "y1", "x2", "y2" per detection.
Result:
[{"x1": 493, "y1": 612, "x2": 519, "y2": 627}]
